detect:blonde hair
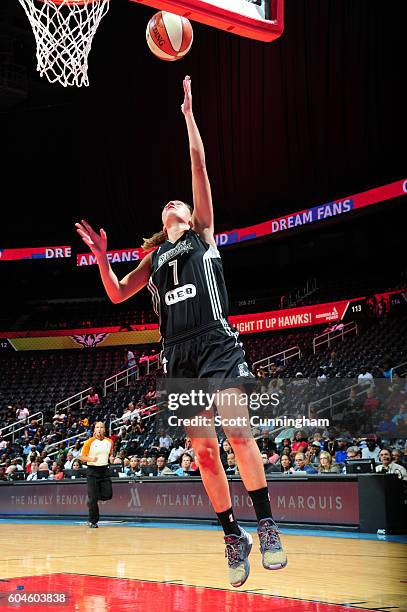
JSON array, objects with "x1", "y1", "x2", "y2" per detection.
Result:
[
  {"x1": 142, "y1": 229, "x2": 167, "y2": 251},
  {"x1": 141, "y1": 202, "x2": 193, "y2": 251},
  {"x1": 318, "y1": 451, "x2": 333, "y2": 472}
]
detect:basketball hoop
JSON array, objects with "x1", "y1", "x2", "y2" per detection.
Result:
[{"x1": 17, "y1": 0, "x2": 110, "y2": 87}]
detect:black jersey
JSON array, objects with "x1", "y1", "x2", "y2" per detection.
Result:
[{"x1": 148, "y1": 229, "x2": 231, "y2": 341}]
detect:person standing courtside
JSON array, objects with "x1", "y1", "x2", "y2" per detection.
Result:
[{"x1": 78, "y1": 422, "x2": 114, "y2": 528}]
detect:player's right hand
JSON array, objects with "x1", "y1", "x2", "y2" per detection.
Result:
[{"x1": 75, "y1": 219, "x2": 107, "y2": 259}]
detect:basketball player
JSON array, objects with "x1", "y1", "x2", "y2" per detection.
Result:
[
  {"x1": 78, "y1": 421, "x2": 114, "y2": 528},
  {"x1": 76, "y1": 76, "x2": 287, "y2": 586}
]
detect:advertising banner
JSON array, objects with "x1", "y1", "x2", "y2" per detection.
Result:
[
  {"x1": 0, "y1": 479, "x2": 359, "y2": 525},
  {"x1": 1, "y1": 290, "x2": 404, "y2": 349},
  {"x1": 2, "y1": 179, "x2": 405, "y2": 263}
]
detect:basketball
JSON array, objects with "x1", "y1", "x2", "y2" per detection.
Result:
[{"x1": 146, "y1": 11, "x2": 193, "y2": 62}]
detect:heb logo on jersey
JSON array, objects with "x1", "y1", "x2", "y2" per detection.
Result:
[
  {"x1": 157, "y1": 240, "x2": 193, "y2": 269},
  {"x1": 165, "y1": 284, "x2": 196, "y2": 305}
]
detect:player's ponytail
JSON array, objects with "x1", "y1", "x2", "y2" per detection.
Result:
[{"x1": 142, "y1": 229, "x2": 167, "y2": 251}]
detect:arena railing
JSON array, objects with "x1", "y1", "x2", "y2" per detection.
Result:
[
  {"x1": 103, "y1": 357, "x2": 161, "y2": 396},
  {"x1": 308, "y1": 380, "x2": 365, "y2": 421},
  {"x1": 108, "y1": 403, "x2": 165, "y2": 435},
  {"x1": 252, "y1": 346, "x2": 301, "y2": 373},
  {"x1": 103, "y1": 365, "x2": 140, "y2": 396},
  {"x1": 313, "y1": 321, "x2": 358, "y2": 354},
  {"x1": 0, "y1": 411, "x2": 44, "y2": 442},
  {"x1": 55, "y1": 387, "x2": 93, "y2": 414},
  {"x1": 391, "y1": 360, "x2": 407, "y2": 381},
  {"x1": 45, "y1": 432, "x2": 89, "y2": 459}
]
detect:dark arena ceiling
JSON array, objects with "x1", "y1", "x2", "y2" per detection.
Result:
[{"x1": 1, "y1": 0, "x2": 406, "y2": 299}]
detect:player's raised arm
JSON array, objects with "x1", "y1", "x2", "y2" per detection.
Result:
[
  {"x1": 75, "y1": 220, "x2": 152, "y2": 303},
  {"x1": 181, "y1": 76, "x2": 215, "y2": 246}
]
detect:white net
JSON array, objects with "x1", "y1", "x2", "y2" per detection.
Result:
[{"x1": 17, "y1": 0, "x2": 110, "y2": 87}]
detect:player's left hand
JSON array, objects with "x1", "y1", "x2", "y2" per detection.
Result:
[{"x1": 181, "y1": 75, "x2": 192, "y2": 115}]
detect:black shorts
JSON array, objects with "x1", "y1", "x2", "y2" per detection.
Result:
[{"x1": 160, "y1": 323, "x2": 254, "y2": 417}]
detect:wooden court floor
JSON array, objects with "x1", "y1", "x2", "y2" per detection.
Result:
[{"x1": 0, "y1": 523, "x2": 406, "y2": 611}]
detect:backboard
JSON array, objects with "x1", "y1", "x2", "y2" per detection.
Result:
[{"x1": 131, "y1": 0, "x2": 284, "y2": 42}]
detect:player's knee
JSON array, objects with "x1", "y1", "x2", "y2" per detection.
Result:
[
  {"x1": 226, "y1": 432, "x2": 252, "y2": 450},
  {"x1": 194, "y1": 442, "x2": 219, "y2": 469}
]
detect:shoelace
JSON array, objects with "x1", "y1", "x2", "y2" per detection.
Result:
[
  {"x1": 225, "y1": 539, "x2": 243, "y2": 568},
  {"x1": 259, "y1": 526, "x2": 281, "y2": 551}
]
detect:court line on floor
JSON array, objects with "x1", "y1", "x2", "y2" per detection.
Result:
[{"x1": 1, "y1": 518, "x2": 406, "y2": 543}]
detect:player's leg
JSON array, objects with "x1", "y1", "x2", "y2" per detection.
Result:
[
  {"x1": 217, "y1": 387, "x2": 287, "y2": 570},
  {"x1": 184, "y1": 409, "x2": 252, "y2": 588}
]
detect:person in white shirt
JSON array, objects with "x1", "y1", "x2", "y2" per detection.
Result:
[
  {"x1": 27, "y1": 463, "x2": 40, "y2": 481},
  {"x1": 376, "y1": 448, "x2": 407, "y2": 480},
  {"x1": 361, "y1": 437, "x2": 381, "y2": 463},
  {"x1": 64, "y1": 452, "x2": 75, "y2": 470},
  {"x1": 159, "y1": 430, "x2": 173, "y2": 449},
  {"x1": 357, "y1": 367, "x2": 374, "y2": 387},
  {"x1": 16, "y1": 407, "x2": 30, "y2": 420}
]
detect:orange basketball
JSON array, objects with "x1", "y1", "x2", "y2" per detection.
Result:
[{"x1": 146, "y1": 11, "x2": 193, "y2": 62}]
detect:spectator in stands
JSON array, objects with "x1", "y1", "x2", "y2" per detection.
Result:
[
  {"x1": 174, "y1": 453, "x2": 196, "y2": 476},
  {"x1": 318, "y1": 451, "x2": 340, "y2": 473},
  {"x1": 279, "y1": 438, "x2": 292, "y2": 454},
  {"x1": 361, "y1": 436, "x2": 381, "y2": 463},
  {"x1": 0, "y1": 435, "x2": 7, "y2": 452},
  {"x1": 144, "y1": 384, "x2": 157, "y2": 404},
  {"x1": 267, "y1": 446, "x2": 280, "y2": 465},
  {"x1": 363, "y1": 388, "x2": 381, "y2": 420},
  {"x1": 51, "y1": 461, "x2": 64, "y2": 480},
  {"x1": 167, "y1": 438, "x2": 185, "y2": 464},
  {"x1": 335, "y1": 439, "x2": 349, "y2": 464},
  {"x1": 392, "y1": 404, "x2": 407, "y2": 428},
  {"x1": 71, "y1": 440, "x2": 82, "y2": 459},
  {"x1": 158, "y1": 429, "x2": 173, "y2": 450},
  {"x1": 26, "y1": 450, "x2": 40, "y2": 473},
  {"x1": 346, "y1": 446, "x2": 362, "y2": 461},
  {"x1": 358, "y1": 366, "x2": 374, "y2": 388},
  {"x1": 27, "y1": 462, "x2": 40, "y2": 481},
  {"x1": 86, "y1": 388, "x2": 100, "y2": 407},
  {"x1": 380, "y1": 361, "x2": 393, "y2": 379},
  {"x1": 125, "y1": 456, "x2": 141, "y2": 477},
  {"x1": 291, "y1": 432, "x2": 309, "y2": 454},
  {"x1": 391, "y1": 449, "x2": 405, "y2": 467},
  {"x1": 64, "y1": 452, "x2": 75, "y2": 470},
  {"x1": 5, "y1": 465, "x2": 18, "y2": 481},
  {"x1": 325, "y1": 432, "x2": 339, "y2": 457},
  {"x1": 316, "y1": 367, "x2": 328, "y2": 386},
  {"x1": 132, "y1": 417, "x2": 146, "y2": 437},
  {"x1": 311, "y1": 433, "x2": 325, "y2": 451},
  {"x1": 280, "y1": 455, "x2": 293, "y2": 474},
  {"x1": 377, "y1": 413, "x2": 398, "y2": 438},
  {"x1": 307, "y1": 441, "x2": 322, "y2": 466},
  {"x1": 293, "y1": 453, "x2": 317, "y2": 474},
  {"x1": 72, "y1": 459, "x2": 82, "y2": 471},
  {"x1": 261, "y1": 453, "x2": 276, "y2": 474},
  {"x1": 376, "y1": 449, "x2": 407, "y2": 480},
  {"x1": 156, "y1": 455, "x2": 174, "y2": 476},
  {"x1": 16, "y1": 405, "x2": 30, "y2": 421},
  {"x1": 225, "y1": 453, "x2": 238, "y2": 475},
  {"x1": 293, "y1": 372, "x2": 309, "y2": 387},
  {"x1": 12, "y1": 458, "x2": 24, "y2": 472},
  {"x1": 126, "y1": 348, "x2": 137, "y2": 383},
  {"x1": 384, "y1": 384, "x2": 405, "y2": 413},
  {"x1": 38, "y1": 461, "x2": 50, "y2": 478}
]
